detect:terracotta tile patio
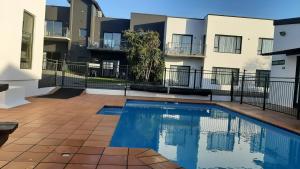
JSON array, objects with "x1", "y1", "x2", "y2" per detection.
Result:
[
  {"x1": 0, "y1": 93, "x2": 299, "y2": 169},
  {"x1": 0, "y1": 94, "x2": 183, "y2": 169}
]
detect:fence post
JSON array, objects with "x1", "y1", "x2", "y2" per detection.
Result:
[
  {"x1": 54, "y1": 60, "x2": 58, "y2": 86},
  {"x1": 230, "y1": 71, "x2": 234, "y2": 102},
  {"x1": 263, "y1": 76, "x2": 268, "y2": 110},
  {"x1": 125, "y1": 65, "x2": 129, "y2": 96},
  {"x1": 200, "y1": 67, "x2": 203, "y2": 89},
  {"x1": 193, "y1": 69, "x2": 197, "y2": 89},
  {"x1": 296, "y1": 79, "x2": 300, "y2": 120},
  {"x1": 163, "y1": 68, "x2": 167, "y2": 87},
  {"x1": 240, "y1": 69, "x2": 246, "y2": 104},
  {"x1": 85, "y1": 63, "x2": 89, "y2": 89},
  {"x1": 297, "y1": 94, "x2": 300, "y2": 120},
  {"x1": 62, "y1": 60, "x2": 66, "y2": 87}
]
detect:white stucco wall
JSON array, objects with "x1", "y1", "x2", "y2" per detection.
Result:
[
  {"x1": 0, "y1": 0, "x2": 46, "y2": 96},
  {"x1": 203, "y1": 15, "x2": 274, "y2": 73},
  {"x1": 164, "y1": 57, "x2": 204, "y2": 88},
  {"x1": 165, "y1": 17, "x2": 205, "y2": 49},
  {"x1": 164, "y1": 17, "x2": 206, "y2": 88},
  {"x1": 270, "y1": 24, "x2": 300, "y2": 78},
  {"x1": 269, "y1": 23, "x2": 300, "y2": 107}
]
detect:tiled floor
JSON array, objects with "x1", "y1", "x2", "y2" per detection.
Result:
[
  {"x1": 0, "y1": 94, "x2": 299, "y2": 169},
  {"x1": 0, "y1": 95, "x2": 182, "y2": 169}
]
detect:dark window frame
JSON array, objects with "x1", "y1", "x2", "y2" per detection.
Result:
[
  {"x1": 258, "y1": 38, "x2": 274, "y2": 55},
  {"x1": 255, "y1": 70, "x2": 270, "y2": 87},
  {"x1": 20, "y1": 10, "x2": 35, "y2": 69},
  {"x1": 214, "y1": 34, "x2": 242, "y2": 54},
  {"x1": 171, "y1": 34, "x2": 193, "y2": 55},
  {"x1": 103, "y1": 32, "x2": 122, "y2": 48},
  {"x1": 272, "y1": 60, "x2": 285, "y2": 66},
  {"x1": 211, "y1": 67, "x2": 240, "y2": 85},
  {"x1": 169, "y1": 65, "x2": 191, "y2": 87},
  {"x1": 79, "y1": 28, "x2": 87, "y2": 38},
  {"x1": 45, "y1": 20, "x2": 64, "y2": 37}
]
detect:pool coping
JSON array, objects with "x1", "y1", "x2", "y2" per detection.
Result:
[{"x1": 122, "y1": 97, "x2": 300, "y2": 135}]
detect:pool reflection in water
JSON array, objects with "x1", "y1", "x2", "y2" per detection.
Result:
[{"x1": 110, "y1": 100, "x2": 300, "y2": 169}]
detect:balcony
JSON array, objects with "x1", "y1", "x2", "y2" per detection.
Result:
[
  {"x1": 44, "y1": 27, "x2": 71, "y2": 41},
  {"x1": 165, "y1": 42, "x2": 204, "y2": 58},
  {"x1": 87, "y1": 38, "x2": 127, "y2": 52}
]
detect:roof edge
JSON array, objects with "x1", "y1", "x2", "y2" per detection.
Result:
[
  {"x1": 274, "y1": 17, "x2": 300, "y2": 25},
  {"x1": 206, "y1": 14, "x2": 274, "y2": 21}
]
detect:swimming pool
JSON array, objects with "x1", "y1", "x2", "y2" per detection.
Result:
[{"x1": 110, "y1": 100, "x2": 300, "y2": 169}]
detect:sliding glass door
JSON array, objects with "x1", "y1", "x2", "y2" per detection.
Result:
[
  {"x1": 172, "y1": 34, "x2": 192, "y2": 55},
  {"x1": 169, "y1": 65, "x2": 190, "y2": 87}
]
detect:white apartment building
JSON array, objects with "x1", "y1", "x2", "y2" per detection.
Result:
[
  {"x1": 134, "y1": 13, "x2": 274, "y2": 88},
  {"x1": 264, "y1": 18, "x2": 300, "y2": 108},
  {"x1": 0, "y1": 0, "x2": 46, "y2": 108}
]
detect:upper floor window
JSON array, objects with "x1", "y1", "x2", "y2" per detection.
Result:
[
  {"x1": 103, "y1": 33, "x2": 121, "y2": 49},
  {"x1": 20, "y1": 11, "x2": 34, "y2": 69},
  {"x1": 171, "y1": 34, "x2": 193, "y2": 55},
  {"x1": 211, "y1": 67, "x2": 240, "y2": 85},
  {"x1": 214, "y1": 35, "x2": 242, "y2": 54},
  {"x1": 258, "y1": 38, "x2": 273, "y2": 55},
  {"x1": 45, "y1": 21, "x2": 63, "y2": 36},
  {"x1": 79, "y1": 28, "x2": 87, "y2": 38}
]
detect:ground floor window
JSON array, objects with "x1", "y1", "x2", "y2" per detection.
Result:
[
  {"x1": 211, "y1": 67, "x2": 240, "y2": 85},
  {"x1": 255, "y1": 70, "x2": 270, "y2": 87},
  {"x1": 102, "y1": 60, "x2": 120, "y2": 77},
  {"x1": 20, "y1": 11, "x2": 34, "y2": 69},
  {"x1": 169, "y1": 65, "x2": 190, "y2": 87}
]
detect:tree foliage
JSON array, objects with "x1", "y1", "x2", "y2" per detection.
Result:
[{"x1": 124, "y1": 30, "x2": 164, "y2": 82}]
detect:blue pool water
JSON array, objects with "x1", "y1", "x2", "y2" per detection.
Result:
[
  {"x1": 110, "y1": 100, "x2": 300, "y2": 169},
  {"x1": 97, "y1": 106, "x2": 123, "y2": 115}
]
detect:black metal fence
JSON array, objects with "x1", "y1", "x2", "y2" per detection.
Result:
[{"x1": 39, "y1": 59, "x2": 300, "y2": 119}]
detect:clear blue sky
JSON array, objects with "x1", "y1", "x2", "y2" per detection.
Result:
[{"x1": 47, "y1": 0, "x2": 300, "y2": 20}]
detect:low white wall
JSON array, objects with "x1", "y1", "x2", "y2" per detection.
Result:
[
  {"x1": 0, "y1": 86, "x2": 30, "y2": 108},
  {"x1": 86, "y1": 88, "x2": 231, "y2": 102},
  {"x1": 0, "y1": 80, "x2": 57, "y2": 97}
]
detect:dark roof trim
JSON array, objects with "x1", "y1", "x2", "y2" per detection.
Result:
[
  {"x1": 100, "y1": 17, "x2": 130, "y2": 21},
  {"x1": 46, "y1": 5, "x2": 70, "y2": 8},
  {"x1": 131, "y1": 12, "x2": 204, "y2": 21},
  {"x1": 274, "y1": 17, "x2": 300, "y2": 25},
  {"x1": 67, "y1": 0, "x2": 104, "y2": 16},
  {"x1": 206, "y1": 14, "x2": 273, "y2": 21},
  {"x1": 262, "y1": 48, "x2": 300, "y2": 56},
  {"x1": 131, "y1": 12, "x2": 272, "y2": 21}
]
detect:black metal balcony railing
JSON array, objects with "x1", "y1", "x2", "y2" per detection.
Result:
[
  {"x1": 44, "y1": 27, "x2": 71, "y2": 39},
  {"x1": 165, "y1": 42, "x2": 204, "y2": 56},
  {"x1": 88, "y1": 38, "x2": 128, "y2": 51}
]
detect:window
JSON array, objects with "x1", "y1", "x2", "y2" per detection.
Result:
[
  {"x1": 256, "y1": 70, "x2": 270, "y2": 87},
  {"x1": 202, "y1": 35, "x2": 206, "y2": 54},
  {"x1": 79, "y1": 28, "x2": 87, "y2": 38},
  {"x1": 171, "y1": 34, "x2": 193, "y2": 55},
  {"x1": 20, "y1": 11, "x2": 34, "y2": 69},
  {"x1": 211, "y1": 67, "x2": 240, "y2": 85},
  {"x1": 258, "y1": 38, "x2": 273, "y2": 55},
  {"x1": 102, "y1": 60, "x2": 120, "y2": 77},
  {"x1": 214, "y1": 35, "x2": 242, "y2": 54},
  {"x1": 272, "y1": 60, "x2": 285, "y2": 66},
  {"x1": 102, "y1": 61, "x2": 114, "y2": 70},
  {"x1": 169, "y1": 65, "x2": 190, "y2": 87},
  {"x1": 45, "y1": 21, "x2": 63, "y2": 36},
  {"x1": 103, "y1": 33, "x2": 121, "y2": 49}
]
